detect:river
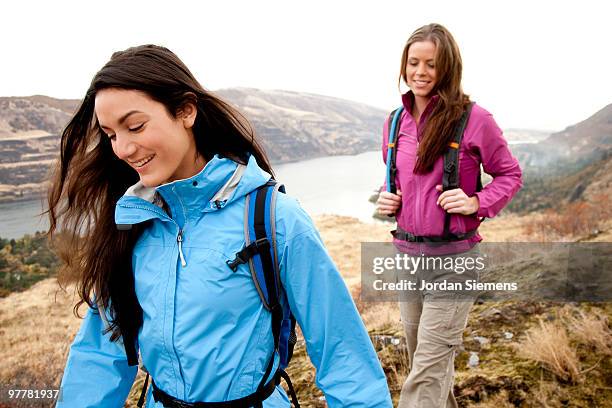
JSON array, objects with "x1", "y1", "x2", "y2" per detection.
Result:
[{"x1": 0, "y1": 151, "x2": 386, "y2": 239}]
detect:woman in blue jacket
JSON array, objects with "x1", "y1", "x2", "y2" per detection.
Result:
[{"x1": 48, "y1": 45, "x2": 391, "y2": 407}]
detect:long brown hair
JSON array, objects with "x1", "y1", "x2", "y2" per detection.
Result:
[
  {"x1": 399, "y1": 23, "x2": 471, "y2": 174},
  {"x1": 47, "y1": 44, "x2": 273, "y2": 345}
]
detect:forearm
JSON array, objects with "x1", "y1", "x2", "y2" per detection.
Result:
[{"x1": 57, "y1": 307, "x2": 137, "y2": 407}]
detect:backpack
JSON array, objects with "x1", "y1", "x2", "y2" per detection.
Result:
[
  {"x1": 136, "y1": 179, "x2": 300, "y2": 407},
  {"x1": 385, "y1": 103, "x2": 484, "y2": 242}
]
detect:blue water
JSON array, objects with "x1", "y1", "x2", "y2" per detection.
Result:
[
  {"x1": 0, "y1": 151, "x2": 386, "y2": 239},
  {"x1": 0, "y1": 198, "x2": 49, "y2": 239}
]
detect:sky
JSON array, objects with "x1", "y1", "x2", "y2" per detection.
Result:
[{"x1": 1, "y1": 0, "x2": 611, "y2": 131}]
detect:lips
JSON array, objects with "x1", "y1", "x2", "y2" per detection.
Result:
[
  {"x1": 131, "y1": 154, "x2": 155, "y2": 168},
  {"x1": 414, "y1": 80, "x2": 430, "y2": 86}
]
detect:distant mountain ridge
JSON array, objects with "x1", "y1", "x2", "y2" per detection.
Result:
[
  {"x1": 0, "y1": 89, "x2": 387, "y2": 202},
  {"x1": 0, "y1": 95, "x2": 78, "y2": 138},
  {"x1": 216, "y1": 88, "x2": 385, "y2": 162},
  {"x1": 512, "y1": 103, "x2": 612, "y2": 169},
  {"x1": 506, "y1": 103, "x2": 612, "y2": 212}
]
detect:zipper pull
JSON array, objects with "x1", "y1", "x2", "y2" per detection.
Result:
[{"x1": 177, "y1": 230, "x2": 187, "y2": 267}]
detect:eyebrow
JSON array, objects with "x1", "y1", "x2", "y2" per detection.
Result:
[
  {"x1": 408, "y1": 57, "x2": 435, "y2": 62},
  {"x1": 98, "y1": 110, "x2": 144, "y2": 130}
]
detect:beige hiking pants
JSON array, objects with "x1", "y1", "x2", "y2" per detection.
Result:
[{"x1": 397, "y1": 246, "x2": 480, "y2": 408}]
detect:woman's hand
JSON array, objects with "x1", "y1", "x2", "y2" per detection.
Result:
[
  {"x1": 377, "y1": 190, "x2": 402, "y2": 215},
  {"x1": 435, "y1": 185, "x2": 479, "y2": 215}
]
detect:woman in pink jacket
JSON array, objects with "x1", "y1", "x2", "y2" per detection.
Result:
[{"x1": 376, "y1": 23, "x2": 522, "y2": 407}]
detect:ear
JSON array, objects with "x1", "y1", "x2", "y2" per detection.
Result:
[{"x1": 178, "y1": 93, "x2": 197, "y2": 129}]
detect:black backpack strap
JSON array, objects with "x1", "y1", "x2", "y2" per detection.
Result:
[
  {"x1": 226, "y1": 180, "x2": 299, "y2": 406},
  {"x1": 442, "y1": 102, "x2": 474, "y2": 238},
  {"x1": 279, "y1": 369, "x2": 300, "y2": 407},
  {"x1": 225, "y1": 180, "x2": 299, "y2": 406},
  {"x1": 137, "y1": 372, "x2": 149, "y2": 407},
  {"x1": 250, "y1": 182, "x2": 282, "y2": 395},
  {"x1": 252, "y1": 182, "x2": 300, "y2": 406},
  {"x1": 149, "y1": 376, "x2": 278, "y2": 408},
  {"x1": 392, "y1": 225, "x2": 478, "y2": 243}
]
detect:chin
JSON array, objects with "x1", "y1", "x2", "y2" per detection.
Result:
[
  {"x1": 412, "y1": 88, "x2": 433, "y2": 97},
  {"x1": 139, "y1": 175, "x2": 163, "y2": 188}
]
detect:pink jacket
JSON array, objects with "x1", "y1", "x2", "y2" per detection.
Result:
[{"x1": 382, "y1": 91, "x2": 522, "y2": 252}]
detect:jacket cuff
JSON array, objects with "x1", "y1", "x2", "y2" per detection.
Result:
[{"x1": 474, "y1": 191, "x2": 491, "y2": 218}]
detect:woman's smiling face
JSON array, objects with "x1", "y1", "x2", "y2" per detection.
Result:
[
  {"x1": 95, "y1": 88, "x2": 202, "y2": 187},
  {"x1": 405, "y1": 40, "x2": 438, "y2": 98}
]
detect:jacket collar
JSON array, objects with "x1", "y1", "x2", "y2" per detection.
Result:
[
  {"x1": 115, "y1": 154, "x2": 271, "y2": 228},
  {"x1": 401, "y1": 90, "x2": 440, "y2": 116}
]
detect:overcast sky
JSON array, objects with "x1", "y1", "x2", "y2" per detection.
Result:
[{"x1": 1, "y1": 0, "x2": 610, "y2": 131}]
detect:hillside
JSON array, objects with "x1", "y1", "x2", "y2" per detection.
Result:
[
  {"x1": 216, "y1": 88, "x2": 385, "y2": 163},
  {"x1": 506, "y1": 151, "x2": 612, "y2": 213},
  {"x1": 1, "y1": 214, "x2": 610, "y2": 407},
  {"x1": 506, "y1": 103, "x2": 612, "y2": 213},
  {"x1": 0, "y1": 90, "x2": 386, "y2": 203},
  {"x1": 512, "y1": 103, "x2": 612, "y2": 170},
  {"x1": 0, "y1": 96, "x2": 79, "y2": 138}
]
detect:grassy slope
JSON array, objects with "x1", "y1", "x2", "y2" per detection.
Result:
[{"x1": 0, "y1": 214, "x2": 610, "y2": 407}]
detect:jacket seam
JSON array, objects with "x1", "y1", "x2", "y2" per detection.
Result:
[{"x1": 283, "y1": 227, "x2": 317, "y2": 246}]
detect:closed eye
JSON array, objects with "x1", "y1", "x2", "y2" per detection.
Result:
[
  {"x1": 408, "y1": 60, "x2": 435, "y2": 68},
  {"x1": 105, "y1": 132, "x2": 116, "y2": 141},
  {"x1": 104, "y1": 124, "x2": 144, "y2": 140}
]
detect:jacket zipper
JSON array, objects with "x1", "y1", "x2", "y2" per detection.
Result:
[
  {"x1": 119, "y1": 203, "x2": 188, "y2": 267},
  {"x1": 414, "y1": 140, "x2": 426, "y2": 255},
  {"x1": 177, "y1": 229, "x2": 187, "y2": 267},
  {"x1": 117, "y1": 202, "x2": 188, "y2": 396},
  {"x1": 414, "y1": 140, "x2": 422, "y2": 235}
]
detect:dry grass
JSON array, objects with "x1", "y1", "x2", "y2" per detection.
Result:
[
  {"x1": 0, "y1": 278, "x2": 81, "y2": 393},
  {"x1": 514, "y1": 304, "x2": 612, "y2": 388},
  {"x1": 531, "y1": 380, "x2": 571, "y2": 408},
  {"x1": 466, "y1": 390, "x2": 517, "y2": 408},
  {"x1": 476, "y1": 196, "x2": 612, "y2": 243},
  {"x1": 313, "y1": 215, "x2": 390, "y2": 287},
  {"x1": 361, "y1": 302, "x2": 401, "y2": 334},
  {"x1": 523, "y1": 196, "x2": 612, "y2": 242},
  {"x1": 478, "y1": 212, "x2": 534, "y2": 242},
  {"x1": 566, "y1": 309, "x2": 612, "y2": 356},
  {"x1": 516, "y1": 318, "x2": 582, "y2": 383}
]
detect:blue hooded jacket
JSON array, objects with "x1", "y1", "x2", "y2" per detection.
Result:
[{"x1": 57, "y1": 154, "x2": 392, "y2": 407}]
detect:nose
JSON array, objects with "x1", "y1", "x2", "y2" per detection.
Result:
[
  {"x1": 112, "y1": 133, "x2": 138, "y2": 161},
  {"x1": 416, "y1": 63, "x2": 427, "y2": 76}
]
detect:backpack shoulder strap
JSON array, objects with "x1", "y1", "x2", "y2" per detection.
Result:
[
  {"x1": 442, "y1": 102, "x2": 474, "y2": 192},
  {"x1": 246, "y1": 180, "x2": 283, "y2": 311},
  {"x1": 228, "y1": 180, "x2": 283, "y2": 395},
  {"x1": 226, "y1": 180, "x2": 300, "y2": 406},
  {"x1": 386, "y1": 106, "x2": 404, "y2": 194},
  {"x1": 225, "y1": 180, "x2": 282, "y2": 307},
  {"x1": 442, "y1": 102, "x2": 475, "y2": 238}
]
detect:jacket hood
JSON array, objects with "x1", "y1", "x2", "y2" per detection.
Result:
[{"x1": 115, "y1": 153, "x2": 271, "y2": 228}]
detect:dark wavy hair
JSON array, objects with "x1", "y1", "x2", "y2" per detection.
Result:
[
  {"x1": 47, "y1": 44, "x2": 273, "y2": 346},
  {"x1": 399, "y1": 23, "x2": 471, "y2": 174}
]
